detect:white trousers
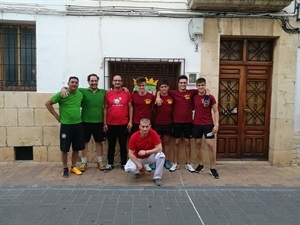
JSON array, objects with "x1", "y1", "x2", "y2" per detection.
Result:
[{"x1": 124, "y1": 152, "x2": 165, "y2": 179}]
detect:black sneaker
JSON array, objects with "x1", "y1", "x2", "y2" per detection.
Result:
[
  {"x1": 195, "y1": 164, "x2": 204, "y2": 173},
  {"x1": 154, "y1": 178, "x2": 162, "y2": 186},
  {"x1": 209, "y1": 169, "x2": 219, "y2": 179},
  {"x1": 62, "y1": 168, "x2": 69, "y2": 178},
  {"x1": 104, "y1": 164, "x2": 114, "y2": 173}
]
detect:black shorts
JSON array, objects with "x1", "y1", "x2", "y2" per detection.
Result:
[
  {"x1": 83, "y1": 122, "x2": 106, "y2": 143},
  {"x1": 172, "y1": 123, "x2": 193, "y2": 139},
  {"x1": 193, "y1": 124, "x2": 215, "y2": 139},
  {"x1": 152, "y1": 124, "x2": 172, "y2": 136},
  {"x1": 60, "y1": 123, "x2": 85, "y2": 152}
]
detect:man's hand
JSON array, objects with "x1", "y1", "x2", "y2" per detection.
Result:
[
  {"x1": 137, "y1": 163, "x2": 145, "y2": 174},
  {"x1": 155, "y1": 96, "x2": 163, "y2": 106},
  {"x1": 61, "y1": 87, "x2": 69, "y2": 98}
]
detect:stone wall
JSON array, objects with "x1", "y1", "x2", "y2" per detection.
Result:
[
  {"x1": 292, "y1": 131, "x2": 300, "y2": 165},
  {"x1": 0, "y1": 92, "x2": 203, "y2": 165},
  {"x1": 0, "y1": 91, "x2": 298, "y2": 165}
]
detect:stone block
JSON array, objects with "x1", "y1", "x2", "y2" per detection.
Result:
[
  {"x1": 47, "y1": 146, "x2": 61, "y2": 162},
  {"x1": 18, "y1": 108, "x2": 34, "y2": 126},
  {"x1": 7, "y1": 127, "x2": 43, "y2": 146},
  {"x1": 29, "y1": 93, "x2": 53, "y2": 108},
  {"x1": 0, "y1": 93, "x2": 4, "y2": 108},
  {"x1": 43, "y1": 126, "x2": 60, "y2": 146},
  {"x1": 270, "y1": 149, "x2": 292, "y2": 166},
  {"x1": 36, "y1": 108, "x2": 59, "y2": 126},
  {"x1": 0, "y1": 147, "x2": 14, "y2": 161},
  {"x1": 33, "y1": 146, "x2": 48, "y2": 162},
  {"x1": 0, "y1": 109, "x2": 17, "y2": 126},
  {"x1": 4, "y1": 92, "x2": 28, "y2": 108},
  {"x1": 0, "y1": 127, "x2": 6, "y2": 147}
]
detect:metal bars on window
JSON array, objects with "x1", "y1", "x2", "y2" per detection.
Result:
[{"x1": 0, "y1": 24, "x2": 36, "y2": 91}]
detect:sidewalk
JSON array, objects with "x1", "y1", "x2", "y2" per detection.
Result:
[{"x1": 1, "y1": 161, "x2": 299, "y2": 187}]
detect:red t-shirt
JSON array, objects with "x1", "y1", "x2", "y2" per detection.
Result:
[
  {"x1": 105, "y1": 89, "x2": 132, "y2": 125},
  {"x1": 154, "y1": 95, "x2": 173, "y2": 125},
  {"x1": 132, "y1": 92, "x2": 155, "y2": 124},
  {"x1": 193, "y1": 94, "x2": 216, "y2": 125},
  {"x1": 168, "y1": 89, "x2": 198, "y2": 123},
  {"x1": 129, "y1": 128, "x2": 161, "y2": 159}
]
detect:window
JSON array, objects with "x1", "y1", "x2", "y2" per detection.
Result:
[{"x1": 0, "y1": 24, "x2": 36, "y2": 91}]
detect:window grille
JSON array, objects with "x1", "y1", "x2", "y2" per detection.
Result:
[{"x1": 0, "y1": 24, "x2": 36, "y2": 91}]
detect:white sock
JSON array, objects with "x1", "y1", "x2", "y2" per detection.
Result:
[
  {"x1": 81, "y1": 157, "x2": 87, "y2": 163},
  {"x1": 97, "y1": 156, "x2": 103, "y2": 162}
]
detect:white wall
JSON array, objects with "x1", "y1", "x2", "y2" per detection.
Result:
[{"x1": 34, "y1": 15, "x2": 201, "y2": 92}]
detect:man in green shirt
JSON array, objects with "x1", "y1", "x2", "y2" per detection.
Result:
[
  {"x1": 45, "y1": 76, "x2": 85, "y2": 178},
  {"x1": 62, "y1": 74, "x2": 107, "y2": 172}
]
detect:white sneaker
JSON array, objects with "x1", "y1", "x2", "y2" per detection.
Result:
[
  {"x1": 144, "y1": 164, "x2": 152, "y2": 172},
  {"x1": 185, "y1": 163, "x2": 195, "y2": 173},
  {"x1": 169, "y1": 163, "x2": 179, "y2": 172}
]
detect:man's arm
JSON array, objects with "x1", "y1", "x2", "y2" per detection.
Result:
[
  {"x1": 45, "y1": 100, "x2": 60, "y2": 122},
  {"x1": 137, "y1": 143, "x2": 162, "y2": 157},
  {"x1": 128, "y1": 150, "x2": 143, "y2": 171},
  {"x1": 103, "y1": 103, "x2": 108, "y2": 132},
  {"x1": 212, "y1": 103, "x2": 219, "y2": 134},
  {"x1": 155, "y1": 90, "x2": 163, "y2": 106},
  {"x1": 127, "y1": 102, "x2": 133, "y2": 130}
]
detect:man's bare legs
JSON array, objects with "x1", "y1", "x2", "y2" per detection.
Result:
[{"x1": 80, "y1": 141, "x2": 104, "y2": 171}]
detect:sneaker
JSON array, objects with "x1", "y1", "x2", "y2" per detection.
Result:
[
  {"x1": 144, "y1": 164, "x2": 152, "y2": 172},
  {"x1": 210, "y1": 169, "x2": 219, "y2": 179},
  {"x1": 70, "y1": 167, "x2": 82, "y2": 175},
  {"x1": 97, "y1": 162, "x2": 105, "y2": 171},
  {"x1": 62, "y1": 168, "x2": 69, "y2": 178},
  {"x1": 164, "y1": 160, "x2": 171, "y2": 169},
  {"x1": 104, "y1": 164, "x2": 113, "y2": 173},
  {"x1": 79, "y1": 163, "x2": 87, "y2": 172},
  {"x1": 169, "y1": 163, "x2": 179, "y2": 172},
  {"x1": 149, "y1": 163, "x2": 156, "y2": 170},
  {"x1": 185, "y1": 163, "x2": 195, "y2": 173},
  {"x1": 195, "y1": 164, "x2": 204, "y2": 173},
  {"x1": 154, "y1": 178, "x2": 162, "y2": 186}
]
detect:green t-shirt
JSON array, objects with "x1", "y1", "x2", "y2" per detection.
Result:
[
  {"x1": 79, "y1": 88, "x2": 107, "y2": 123},
  {"x1": 51, "y1": 91, "x2": 83, "y2": 124}
]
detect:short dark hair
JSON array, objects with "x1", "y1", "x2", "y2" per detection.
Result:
[
  {"x1": 196, "y1": 78, "x2": 206, "y2": 84},
  {"x1": 178, "y1": 75, "x2": 188, "y2": 82},
  {"x1": 68, "y1": 76, "x2": 79, "y2": 82},
  {"x1": 87, "y1": 74, "x2": 99, "y2": 81},
  {"x1": 136, "y1": 76, "x2": 146, "y2": 84},
  {"x1": 158, "y1": 80, "x2": 169, "y2": 87}
]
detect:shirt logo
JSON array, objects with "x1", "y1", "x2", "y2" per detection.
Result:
[
  {"x1": 113, "y1": 97, "x2": 123, "y2": 106},
  {"x1": 167, "y1": 99, "x2": 173, "y2": 104},
  {"x1": 184, "y1": 94, "x2": 190, "y2": 100},
  {"x1": 144, "y1": 99, "x2": 152, "y2": 104}
]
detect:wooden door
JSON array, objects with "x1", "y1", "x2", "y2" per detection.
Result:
[{"x1": 217, "y1": 39, "x2": 273, "y2": 159}]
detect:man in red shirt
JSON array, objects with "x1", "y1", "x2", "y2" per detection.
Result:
[
  {"x1": 193, "y1": 78, "x2": 219, "y2": 178},
  {"x1": 131, "y1": 76, "x2": 155, "y2": 172},
  {"x1": 153, "y1": 80, "x2": 173, "y2": 169},
  {"x1": 124, "y1": 118, "x2": 165, "y2": 186},
  {"x1": 103, "y1": 75, "x2": 133, "y2": 172},
  {"x1": 157, "y1": 75, "x2": 198, "y2": 172}
]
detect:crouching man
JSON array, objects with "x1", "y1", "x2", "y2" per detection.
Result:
[{"x1": 125, "y1": 118, "x2": 165, "y2": 186}]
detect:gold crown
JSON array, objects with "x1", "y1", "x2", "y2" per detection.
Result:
[{"x1": 133, "y1": 77, "x2": 158, "y2": 86}]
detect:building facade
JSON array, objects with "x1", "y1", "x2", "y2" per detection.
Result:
[{"x1": 0, "y1": 0, "x2": 299, "y2": 165}]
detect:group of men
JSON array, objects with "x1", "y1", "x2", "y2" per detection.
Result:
[{"x1": 45, "y1": 73, "x2": 219, "y2": 186}]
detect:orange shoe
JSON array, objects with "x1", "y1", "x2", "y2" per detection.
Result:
[
  {"x1": 97, "y1": 161, "x2": 106, "y2": 171},
  {"x1": 70, "y1": 166, "x2": 82, "y2": 175},
  {"x1": 79, "y1": 163, "x2": 87, "y2": 172}
]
